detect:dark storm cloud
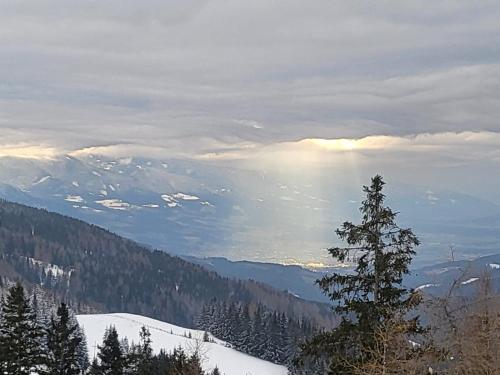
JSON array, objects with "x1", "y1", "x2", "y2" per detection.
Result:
[{"x1": 0, "y1": 0, "x2": 499, "y2": 155}]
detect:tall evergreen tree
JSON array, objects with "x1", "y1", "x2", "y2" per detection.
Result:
[
  {"x1": 97, "y1": 326, "x2": 125, "y2": 375},
  {"x1": 236, "y1": 304, "x2": 251, "y2": 351},
  {"x1": 134, "y1": 326, "x2": 154, "y2": 375},
  {"x1": 0, "y1": 282, "x2": 48, "y2": 375},
  {"x1": 298, "y1": 175, "x2": 424, "y2": 374},
  {"x1": 46, "y1": 302, "x2": 87, "y2": 375},
  {"x1": 250, "y1": 304, "x2": 267, "y2": 358},
  {"x1": 72, "y1": 319, "x2": 90, "y2": 372},
  {"x1": 186, "y1": 353, "x2": 204, "y2": 375},
  {"x1": 88, "y1": 359, "x2": 101, "y2": 375}
]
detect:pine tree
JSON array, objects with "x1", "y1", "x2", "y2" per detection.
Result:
[
  {"x1": 0, "y1": 282, "x2": 48, "y2": 375},
  {"x1": 278, "y1": 313, "x2": 290, "y2": 363},
  {"x1": 197, "y1": 304, "x2": 211, "y2": 332},
  {"x1": 72, "y1": 319, "x2": 90, "y2": 372},
  {"x1": 31, "y1": 292, "x2": 51, "y2": 362},
  {"x1": 97, "y1": 326, "x2": 125, "y2": 375},
  {"x1": 265, "y1": 312, "x2": 281, "y2": 363},
  {"x1": 236, "y1": 304, "x2": 251, "y2": 352},
  {"x1": 298, "y1": 175, "x2": 424, "y2": 374},
  {"x1": 249, "y1": 304, "x2": 267, "y2": 358},
  {"x1": 135, "y1": 326, "x2": 154, "y2": 375},
  {"x1": 186, "y1": 352, "x2": 204, "y2": 375},
  {"x1": 170, "y1": 347, "x2": 190, "y2": 373},
  {"x1": 31, "y1": 292, "x2": 52, "y2": 374},
  {"x1": 46, "y1": 302, "x2": 86, "y2": 375},
  {"x1": 88, "y1": 358, "x2": 101, "y2": 375},
  {"x1": 203, "y1": 331, "x2": 210, "y2": 342}
]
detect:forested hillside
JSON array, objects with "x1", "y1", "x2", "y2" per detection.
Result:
[{"x1": 0, "y1": 200, "x2": 333, "y2": 331}]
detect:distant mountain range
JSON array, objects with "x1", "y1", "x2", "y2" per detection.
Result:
[
  {"x1": 190, "y1": 253, "x2": 500, "y2": 303},
  {"x1": 185, "y1": 256, "x2": 334, "y2": 303},
  {"x1": 405, "y1": 252, "x2": 500, "y2": 296},
  {"x1": 0, "y1": 154, "x2": 499, "y2": 266}
]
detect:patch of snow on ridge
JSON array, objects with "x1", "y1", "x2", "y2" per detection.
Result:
[
  {"x1": 415, "y1": 284, "x2": 437, "y2": 291},
  {"x1": 424, "y1": 266, "x2": 461, "y2": 276},
  {"x1": 161, "y1": 193, "x2": 200, "y2": 207},
  {"x1": 461, "y1": 278, "x2": 479, "y2": 285},
  {"x1": 33, "y1": 176, "x2": 51, "y2": 185},
  {"x1": 96, "y1": 199, "x2": 131, "y2": 210},
  {"x1": 161, "y1": 195, "x2": 179, "y2": 208},
  {"x1": 24, "y1": 257, "x2": 71, "y2": 280},
  {"x1": 77, "y1": 313, "x2": 287, "y2": 375},
  {"x1": 65, "y1": 195, "x2": 84, "y2": 203},
  {"x1": 173, "y1": 193, "x2": 199, "y2": 201},
  {"x1": 118, "y1": 157, "x2": 132, "y2": 165},
  {"x1": 489, "y1": 263, "x2": 500, "y2": 270},
  {"x1": 161, "y1": 194, "x2": 176, "y2": 203}
]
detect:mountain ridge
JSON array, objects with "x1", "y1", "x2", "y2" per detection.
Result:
[{"x1": 0, "y1": 199, "x2": 334, "y2": 329}]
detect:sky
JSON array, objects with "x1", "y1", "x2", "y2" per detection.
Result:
[{"x1": 1, "y1": 1, "x2": 500, "y2": 199}]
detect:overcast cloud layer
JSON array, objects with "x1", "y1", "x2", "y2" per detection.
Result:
[{"x1": 1, "y1": 1, "x2": 500, "y2": 194}]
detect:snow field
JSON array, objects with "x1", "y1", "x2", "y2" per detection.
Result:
[{"x1": 77, "y1": 313, "x2": 287, "y2": 375}]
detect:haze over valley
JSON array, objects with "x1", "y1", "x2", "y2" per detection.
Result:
[{"x1": 0, "y1": 152, "x2": 498, "y2": 268}]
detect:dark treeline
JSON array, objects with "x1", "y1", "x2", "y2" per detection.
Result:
[{"x1": 197, "y1": 300, "x2": 317, "y2": 366}]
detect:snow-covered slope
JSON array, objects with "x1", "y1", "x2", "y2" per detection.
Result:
[{"x1": 77, "y1": 313, "x2": 287, "y2": 375}]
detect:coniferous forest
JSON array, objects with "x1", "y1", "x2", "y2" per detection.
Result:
[{"x1": 197, "y1": 300, "x2": 317, "y2": 365}]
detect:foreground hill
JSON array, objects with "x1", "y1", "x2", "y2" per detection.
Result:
[
  {"x1": 78, "y1": 313, "x2": 287, "y2": 375},
  {"x1": 0, "y1": 199, "x2": 333, "y2": 329}
]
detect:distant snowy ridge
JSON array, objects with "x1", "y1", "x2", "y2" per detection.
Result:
[
  {"x1": 161, "y1": 192, "x2": 206, "y2": 208},
  {"x1": 33, "y1": 175, "x2": 52, "y2": 185},
  {"x1": 415, "y1": 283, "x2": 437, "y2": 291},
  {"x1": 95, "y1": 199, "x2": 132, "y2": 210},
  {"x1": 77, "y1": 313, "x2": 287, "y2": 375},
  {"x1": 461, "y1": 277, "x2": 479, "y2": 285},
  {"x1": 65, "y1": 195, "x2": 84, "y2": 203}
]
